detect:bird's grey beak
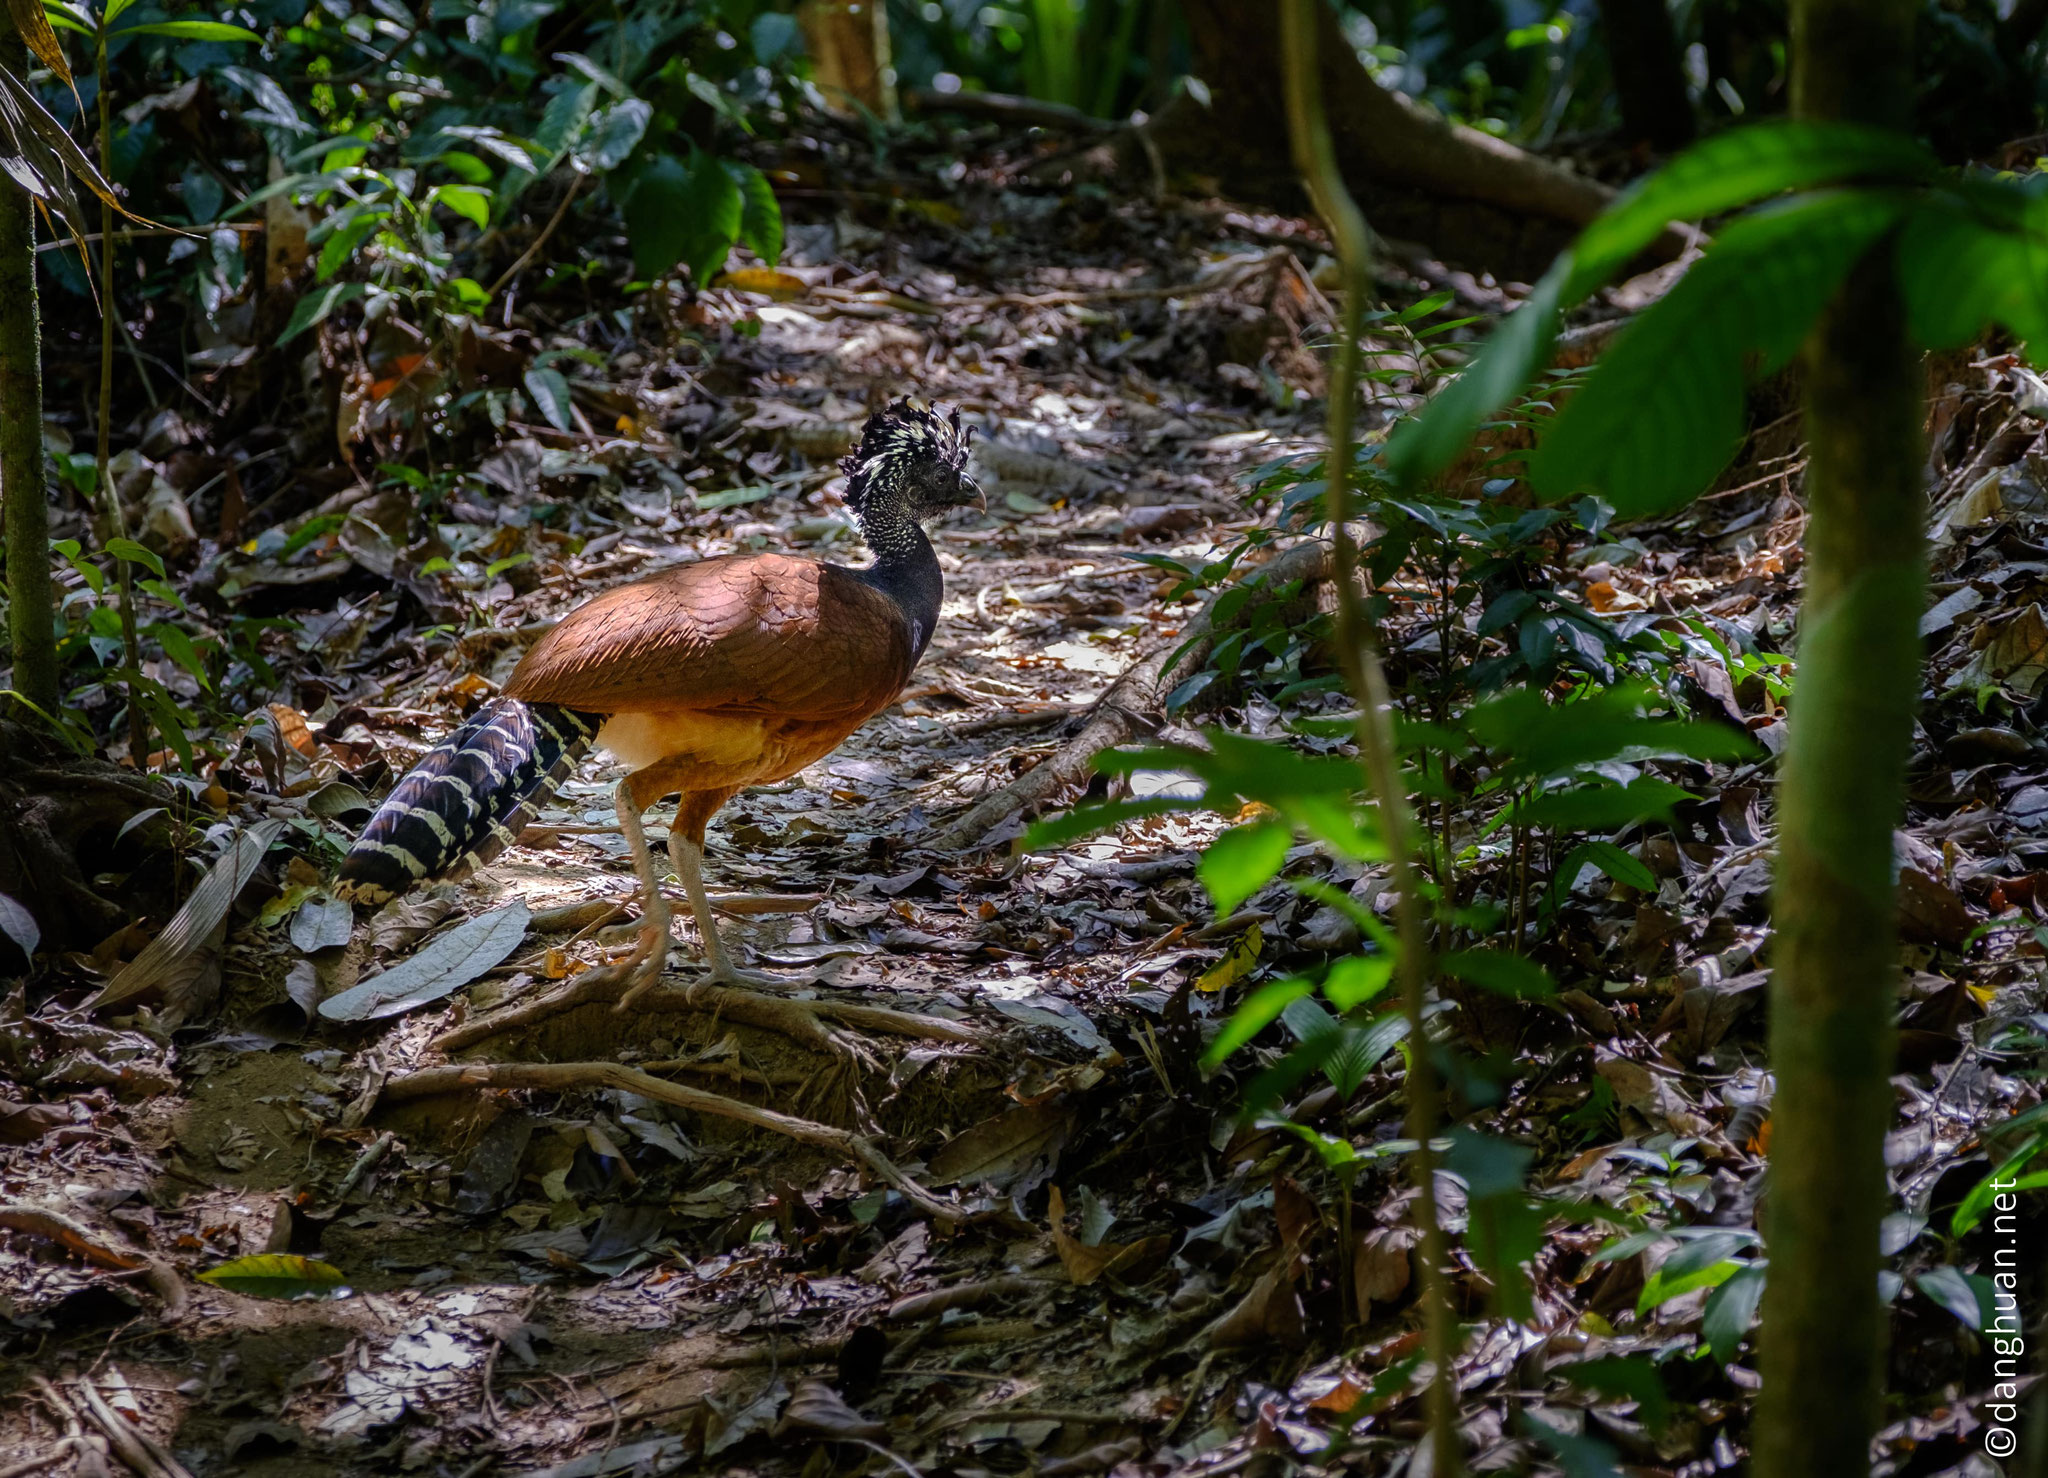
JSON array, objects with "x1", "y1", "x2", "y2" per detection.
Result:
[{"x1": 959, "y1": 474, "x2": 987, "y2": 512}]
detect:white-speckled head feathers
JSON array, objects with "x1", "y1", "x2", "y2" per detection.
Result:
[{"x1": 841, "y1": 398, "x2": 979, "y2": 523}]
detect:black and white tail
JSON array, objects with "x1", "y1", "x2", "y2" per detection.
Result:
[{"x1": 335, "y1": 697, "x2": 602, "y2": 905}]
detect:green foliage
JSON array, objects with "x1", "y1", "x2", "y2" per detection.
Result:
[{"x1": 1390, "y1": 121, "x2": 2043, "y2": 512}]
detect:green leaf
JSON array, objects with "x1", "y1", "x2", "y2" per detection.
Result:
[
  {"x1": 1439, "y1": 948, "x2": 1556, "y2": 999},
  {"x1": 146, "y1": 621, "x2": 211, "y2": 692},
  {"x1": 578, "y1": 97, "x2": 650, "y2": 172},
  {"x1": 1201, "y1": 976, "x2": 1315, "y2": 1070},
  {"x1": 1897, "y1": 183, "x2": 2048, "y2": 354},
  {"x1": 111, "y1": 18, "x2": 263, "y2": 41},
  {"x1": 1568, "y1": 121, "x2": 1937, "y2": 298},
  {"x1": 104, "y1": 537, "x2": 164, "y2": 578},
  {"x1": 1637, "y1": 1255, "x2": 1741, "y2": 1315},
  {"x1": 280, "y1": 280, "x2": 366, "y2": 342},
  {"x1": 1385, "y1": 254, "x2": 1569, "y2": 489},
  {"x1": 1385, "y1": 122, "x2": 1938, "y2": 493},
  {"x1": 315, "y1": 208, "x2": 384, "y2": 283},
  {"x1": 1702, "y1": 1263, "x2": 1767, "y2": 1364},
  {"x1": 1951, "y1": 1131, "x2": 2048, "y2": 1235},
  {"x1": 1322, "y1": 953, "x2": 1393, "y2": 1012},
  {"x1": 1517, "y1": 777, "x2": 1698, "y2": 831},
  {"x1": 1556, "y1": 1355, "x2": 1670, "y2": 1431},
  {"x1": 523, "y1": 365, "x2": 574, "y2": 431},
  {"x1": 619, "y1": 149, "x2": 742, "y2": 283},
  {"x1": 1915, "y1": 1265, "x2": 1998, "y2": 1332},
  {"x1": 1022, "y1": 796, "x2": 1199, "y2": 850},
  {"x1": 727, "y1": 159, "x2": 783, "y2": 265},
  {"x1": 1519, "y1": 1413, "x2": 1623, "y2": 1478},
  {"x1": 1199, "y1": 820, "x2": 1291, "y2": 916},
  {"x1": 1531, "y1": 190, "x2": 1909, "y2": 515},
  {"x1": 197, "y1": 1253, "x2": 347, "y2": 1299},
  {"x1": 429, "y1": 183, "x2": 490, "y2": 229}
]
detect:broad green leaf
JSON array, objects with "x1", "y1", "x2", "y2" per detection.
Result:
[
  {"x1": 1897, "y1": 183, "x2": 2048, "y2": 355},
  {"x1": 1556, "y1": 1355, "x2": 1670, "y2": 1431},
  {"x1": 316, "y1": 208, "x2": 385, "y2": 283},
  {"x1": 1385, "y1": 122, "x2": 1939, "y2": 493},
  {"x1": 1637, "y1": 1255, "x2": 1740, "y2": 1315},
  {"x1": 280, "y1": 280, "x2": 366, "y2": 342},
  {"x1": 1558, "y1": 838, "x2": 1657, "y2": 892},
  {"x1": 727, "y1": 158, "x2": 783, "y2": 265},
  {"x1": 1951, "y1": 1131, "x2": 2047, "y2": 1235},
  {"x1": 1440, "y1": 947, "x2": 1556, "y2": 999},
  {"x1": 429, "y1": 183, "x2": 490, "y2": 229},
  {"x1": 199, "y1": 1253, "x2": 346, "y2": 1298},
  {"x1": 1022, "y1": 798, "x2": 1202, "y2": 851},
  {"x1": 619, "y1": 149, "x2": 742, "y2": 283},
  {"x1": 524, "y1": 366, "x2": 574, "y2": 431},
  {"x1": 1915, "y1": 1265, "x2": 1999, "y2": 1332},
  {"x1": 1199, "y1": 820, "x2": 1290, "y2": 916},
  {"x1": 146, "y1": 621, "x2": 211, "y2": 692},
  {"x1": 104, "y1": 537, "x2": 164, "y2": 578},
  {"x1": 578, "y1": 97, "x2": 650, "y2": 172},
  {"x1": 1568, "y1": 121, "x2": 1938, "y2": 297},
  {"x1": 1201, "y1": 976, "x2": 1314, "y2": 1069},
  {"x1": 1516, "y1": 777, "x2": 1698, "y2": 831},
  {"x1": 1322, "y1": 952, "x2": 1393, "y2": 1011},
  {"x1": 1532, "y1": 190, "x2": 1909, "y2": 514},
  {"x1": 1702, "y1": 1263, "x2": 1767, "y2": 1364},
  {"x1": 1520, "y1": 1412, "x2": 1624, "y2": 1478},
  {"x1": 111, "y1": 19, "x2": 263, "y2": 41}
]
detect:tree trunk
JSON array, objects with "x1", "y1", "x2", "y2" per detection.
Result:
[
  {"x1": 797, "y1": 0, "x2": 896, "y2": 120},
  {"x1": 0, "y1": 30, "x2": 56, "y2": 719},
  {"x1": 1143, "y1": 0, "x2": 1643, "y2": 280},
  {"x1": 1597, "y1": 0, "x2": 1696, "y2": 151},
  {"x1": 1754, "y1": 4, "x2": 1919, "y2": 1476}
]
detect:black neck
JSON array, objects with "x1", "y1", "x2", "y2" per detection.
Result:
[{"x1": 849, "y1": 498, "x2": 942, "y2": 660}]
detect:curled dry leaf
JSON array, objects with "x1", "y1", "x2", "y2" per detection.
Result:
[
  {"x1": 93, "y1": 821, "x2": 282, "y2": 1013},
  {"x1": 777, "y1": 1377, "x2": 887, "y2": 1442}
]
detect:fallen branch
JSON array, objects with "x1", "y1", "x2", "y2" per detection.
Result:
[
  {"x1": 384, "y1": 1061, "x2": 961, "y2": 1224},
  {"x1": 932, "y1": 539, "x2": 1329, "y2": 852}
]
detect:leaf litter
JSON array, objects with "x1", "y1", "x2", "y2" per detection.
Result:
[{"x1": 0, "y1": 106, "x2": 2042, "y2": 1478}]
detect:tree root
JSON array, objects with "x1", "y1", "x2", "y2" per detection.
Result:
[
  {"x1": 933, "y1": 538, "x2": 1329, "y2": 852},
  {"x1": 428, "y1": 967, "x2": 982, "y2": 1055},
  {"x1": 384, "y1": 1061, "x2": 963, "y2": 1225}
]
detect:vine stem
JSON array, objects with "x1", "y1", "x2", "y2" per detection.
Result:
[
  {"x1": 1278, "y1": 4, "x2": 1461, "y2": 1474},
  {"x1": 96, "y1": 17, "x2": 147, "y2": 768}
]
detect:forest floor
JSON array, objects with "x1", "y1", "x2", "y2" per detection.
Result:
[{"x1": 0, "y1": 113, "x2": 2040, "y2": 1478}]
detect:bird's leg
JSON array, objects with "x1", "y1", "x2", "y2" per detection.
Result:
[
  {"x1": 606, "y1": 778, "x2": 673, "y2": 1011},
  {"x1": 667, "y1": 826, "x2": 776, "y2": 988}
]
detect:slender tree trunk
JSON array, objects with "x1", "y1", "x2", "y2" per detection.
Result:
[
  {"x1": 1755, "y1": 4, "x2": 1919, "y2": 1476},
  {"x1": 0, "y1": 30, "x2": 56, "y2": 718},
  {"x1": 1597, "y1": 0, "x2": 1695, "y2": 150}
]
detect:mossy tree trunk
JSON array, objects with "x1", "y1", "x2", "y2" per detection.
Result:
[
  {"x1": 1755, "y1": 3, "x2": 1920, "y2": 1475},
  {"x1": 0, "y1": 29, "x2": 56, "y2": 718}
]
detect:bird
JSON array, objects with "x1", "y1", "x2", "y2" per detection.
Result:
[{"x1": 333, "y1": 398, "x2": 980, "y2": 1007}]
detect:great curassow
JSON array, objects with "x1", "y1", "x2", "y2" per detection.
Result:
[{"x1": 334, "y1": 399, "x2": 980, "y2": 1004}]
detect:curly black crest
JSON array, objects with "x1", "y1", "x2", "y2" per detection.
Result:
[{"x1": 840, "y1": 398, "x2": 973, "y2": 514}]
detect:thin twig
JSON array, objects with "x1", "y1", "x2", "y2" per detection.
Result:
[{"x1": 489, "y1": 172, "x2": 586, "y2": 301}]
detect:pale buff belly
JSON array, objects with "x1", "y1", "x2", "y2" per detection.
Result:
[{"x1": 596, "y1": 709, "x2": 866, "y2": 790}]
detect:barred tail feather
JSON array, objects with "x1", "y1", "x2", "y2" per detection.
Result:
[{"x1": 335, "y1": 697, "x2": 601, "y2": 905}]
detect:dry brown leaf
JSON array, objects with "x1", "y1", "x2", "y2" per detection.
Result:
[
  {"x1": 93, "y1": 822, "x2": 281, "y2": 1012},
  {"x1": 928, "y1": 1101, "x2": 1071, "y2": 1191}
]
